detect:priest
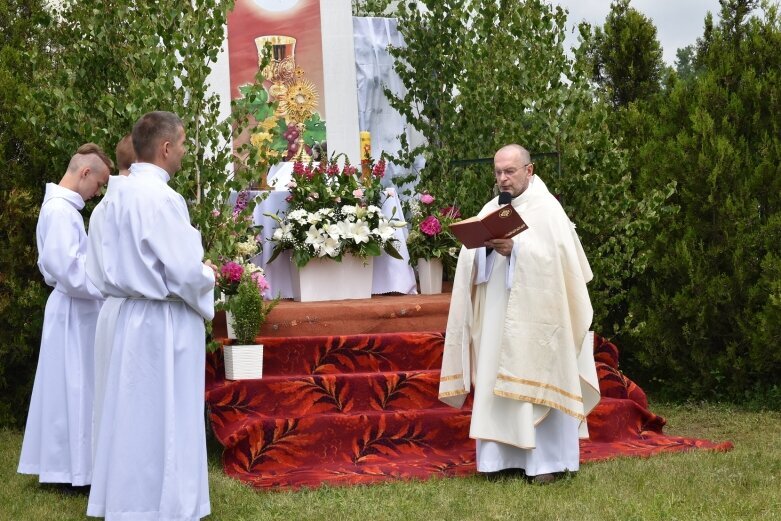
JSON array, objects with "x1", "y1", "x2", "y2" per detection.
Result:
[
  {"x1": 438, "y1": 144, "x2": 600, "y2": 483},
  {"x1": 18, "y1": 144, "x2": 113, "y2": 487},
  {"x1": 86, "y1": 111, "x2": 215, "y2": 520}
]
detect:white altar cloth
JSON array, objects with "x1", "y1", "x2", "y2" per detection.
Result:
[{"x1": 246, "y1": 190, "x2": 417, "y2": 298}]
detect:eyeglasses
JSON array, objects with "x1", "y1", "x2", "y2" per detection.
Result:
[{"x1": 494, "y1": 163, "x2": 532, "y2": 178}]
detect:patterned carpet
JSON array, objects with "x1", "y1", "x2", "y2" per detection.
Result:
[{"x1": 205, "y1": 333, "x2": 732, "y2": 489}]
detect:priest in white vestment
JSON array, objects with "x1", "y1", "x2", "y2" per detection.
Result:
[
  {"x1": 18, "y1": 144, "x2": 113, "y2": 486},
  {"x1": 86, "y1": 111, "x2": 215, "y2": 520},
  {"x1": 439, "y1": 144, "x2": 600, "y2": 483}
]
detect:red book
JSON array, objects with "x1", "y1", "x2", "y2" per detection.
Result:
[{"x1": 448, "y1": 205, "x2": 528, "y2": 249}]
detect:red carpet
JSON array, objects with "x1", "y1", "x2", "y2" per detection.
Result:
[{"x1": 205, "y1": 329, "x2": 732, "y2": 489}]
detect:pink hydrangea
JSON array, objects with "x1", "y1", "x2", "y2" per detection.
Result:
[
  {"x1": 220, "y1": 261, "x2": 244, "y2": 283},
  {"x1": 420, "y1": 215, "x2": 442, "y2": 236},
  {"x1": 420, "y1": 193, "x2": 435, "y2": 205},
  {"x1": 353, "y1": 188, "x2": 364, "y2": 198}
]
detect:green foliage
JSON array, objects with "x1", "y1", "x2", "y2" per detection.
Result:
[
  {"x1": 387, "y1": 0, "x2": 672, "y2": 335},
  {"x1": 625, "y1": 0, "x2": 781, "y2": 401},
  {"x1": 227, "y1": 273, "x2": 278, "y2": 345},
  {"x1": 352, "y1": 0, "x2": 394, "y2": 16},
  {"x1": 405, "y1": 191, "x2": 459, "y2": 273},
  {"x1": 0, "y1": 0, "x2": 56, "y2": 427},
  {"x1": 583, "y1": 0, "x2": 665, "y2": 107},
  {"x1": 0, "y1": 0, "x2": 279, "y2": 425}
]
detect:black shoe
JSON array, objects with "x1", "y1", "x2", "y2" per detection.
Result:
[{"x1": 483, "y1": 468, "x2": 526, "y2": 481}]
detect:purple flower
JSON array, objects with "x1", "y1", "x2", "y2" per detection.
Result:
[
  {"x1": 420, "y1": 215, "x2": 442, "y2": 236},
  {"x1": 233, "y1": 190, "x2": 250, "y2": 217}
]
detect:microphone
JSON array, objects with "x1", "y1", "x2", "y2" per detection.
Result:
[{"x1": 498, "y1": 191, "x2": 512, "y2": 205}]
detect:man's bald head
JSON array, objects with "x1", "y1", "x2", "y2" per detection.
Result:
[
  {"x1": 495, "y1": 144, "x2": 531, "y2": 165},
  {"x1": 494, "y1": 143, "x2": 534, "y2": 198}
]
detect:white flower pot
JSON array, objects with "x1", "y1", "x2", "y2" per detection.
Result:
[
  {"x1": 225, "y1": 310, "x2": 236, "y2": 340},
  {"x1": 291, "y1": 254, "x2": 374, "y2": 302},
  {"x1": 417, "y1": 258, "x2": 443, "y2": 295},
  {"x1": 224, "y1": 344, "x2": 264, "y2": 380}
]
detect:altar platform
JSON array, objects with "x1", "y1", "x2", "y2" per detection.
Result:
[
  {"x1": 213, "y1": 285, "x2": 452, "y2": 339},
  {"x1": 206, "y1": 290, "x2": 733, "y2": 490}
]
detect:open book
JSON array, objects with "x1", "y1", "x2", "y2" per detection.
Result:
[{"x1": 448, "y1": 204, "x2": 528, "y2": 248}]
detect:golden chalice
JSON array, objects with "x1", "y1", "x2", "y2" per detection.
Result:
[{"x1": 255, "y1": 35, "x2": 297, "y2": 100}]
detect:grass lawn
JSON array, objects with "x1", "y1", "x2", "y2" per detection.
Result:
[{"x1": 1, "y1": 402, "x2": 779, "y2": 520}]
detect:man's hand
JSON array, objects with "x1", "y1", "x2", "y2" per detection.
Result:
[
  {"x1": 204, "y1": 259, "x2": 219, "y2": 276},
  {"x1": 485, "y1": 238, "x2": 514, "y2": 257}
]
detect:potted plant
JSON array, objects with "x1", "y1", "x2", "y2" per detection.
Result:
[
  {"x1": 223, "y1": 271, "x2": 279, "y2": 380},
  {"x1": 405, "y1": 191, "x2": 460, "y2": 294},
  {"x1": 266, "y1": 154, "x2": 406, "y2": 301}
]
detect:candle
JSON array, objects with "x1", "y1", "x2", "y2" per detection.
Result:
[{"x1": 360, "y1": 131, "x2": 371, "y2": 161}]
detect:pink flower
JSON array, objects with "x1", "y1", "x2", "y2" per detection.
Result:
[
  {"x1": 287, "y1": 181, "x2": 297, "y2": 189},
  {"x1": 420, "y1": 215, "x2": 442, "y2": 236},
  {"x1": 372, "y1": 159, "x2": 386, "y2": 178},
  {"x1": 220, "y1": 261, "x2": 244, "y2": 283},
  {"x1": 251, "y1": 271, "x2": 271, "y2": 297},
  {"x1": 292, "y1": 161, "x2": 306, "y2": 176},
  {"x1": 211, "y1": 209, "x2": 221, "y2": 217},
  {"x1": 285, "y1": 195, "x2": 293, "y2": 203},
  {"x1": 440, "y1": 206, "x2": 461, "y2": 219},
  {"x1": 353, "y1": 188, "x2": 364, "y2": 198},
  {"x1": 326, "y1": 162, "x2": 340, "y2": 177},
  {"x1": 420, "y1": 194, "x2": 435, "y2": 205}
]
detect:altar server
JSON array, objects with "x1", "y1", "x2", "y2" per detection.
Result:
[
  {"x1": 86, "y1": 111, "x2": 215, "y2": 520},
  {"x1": 18, "y1": 143, "x2": 113, "y2": 486},
  {"x1": 438, "y1": 144, "x2": 600, "y2": 483}
]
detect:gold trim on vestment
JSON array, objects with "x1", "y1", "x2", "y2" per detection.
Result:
[
  {"x1": 439, "y1": 389, "x2": 468, "y2": 398},
  {"x1": 496, "y1": 374, "x2": 583, "y2": 402},
  {"x1": 439, "y1": 374, "x2": 463, "y2": 383},
  {"x1": 493, "y1": 390, "x2": 586, "y2": 421}
]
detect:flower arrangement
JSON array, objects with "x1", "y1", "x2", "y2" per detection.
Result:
[
  {"x1": 226, "y1": 271, "x2": 279, "y2": 345},
  {"x1": 266, "y1": 154, "x2": 406, "y2": 268},
  {"x1": 214, "y1": 190, "x2": 267, "y2": 299},
  {"x1": 405, "y1": 191, "x2": 460, "y2": 272}
]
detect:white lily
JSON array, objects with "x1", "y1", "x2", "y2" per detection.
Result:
[
  {"x1": 349, "y1": 220, "x2": 372, "y2": 244},
  {"x1": 320, "y1": 237, "x2": 340, "y2": 257}
]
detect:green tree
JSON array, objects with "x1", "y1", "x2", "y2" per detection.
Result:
[
  {"x1": 386, "y1": 0, "x2": 673, "y2": 336},
  {"x1": 627, "y1": 0, "x2": 781, "y2": 401},
  {"x1": 1, "y1": 0, "x2": 276, "y2": 425},
  {"x1": 0, "y1": 0, "x2": 57, "y2": 426},
  {"x1": 586, "y1": 0, "x2": 665, "y2": 107}
]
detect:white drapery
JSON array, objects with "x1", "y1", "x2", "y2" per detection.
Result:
[{"x1": 353, "y1": 16, "x2": 425, "y2": 193}]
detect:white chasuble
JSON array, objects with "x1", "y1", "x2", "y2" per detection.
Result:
[
  {"x1": 439, "y1": 176, "x2": 600, "y2": 473},
  {"x1": 86, "y1": 163, "x2": 215, "y2": 521},
  {"x1": 18, "y1": 183, "x2": 104, "y2": 485}
]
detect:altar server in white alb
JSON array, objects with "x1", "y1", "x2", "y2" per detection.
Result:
[
  {"x1": 18, "y1": 143, "x2": 113, "y2": 486},
  {"x1": 439, "y1": 144, "x2": 600, "y2": 484},
  {"x1": 86, "y1": 133, "x2": 134, "y2": 461},
  {"x1": 86, "y1": 111, "x2": 215, "y2": 520}
]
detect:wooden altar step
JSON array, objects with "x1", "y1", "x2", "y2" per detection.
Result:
[{"x1": 212, "y1": 290, "x2": 453, "y2": 339}]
